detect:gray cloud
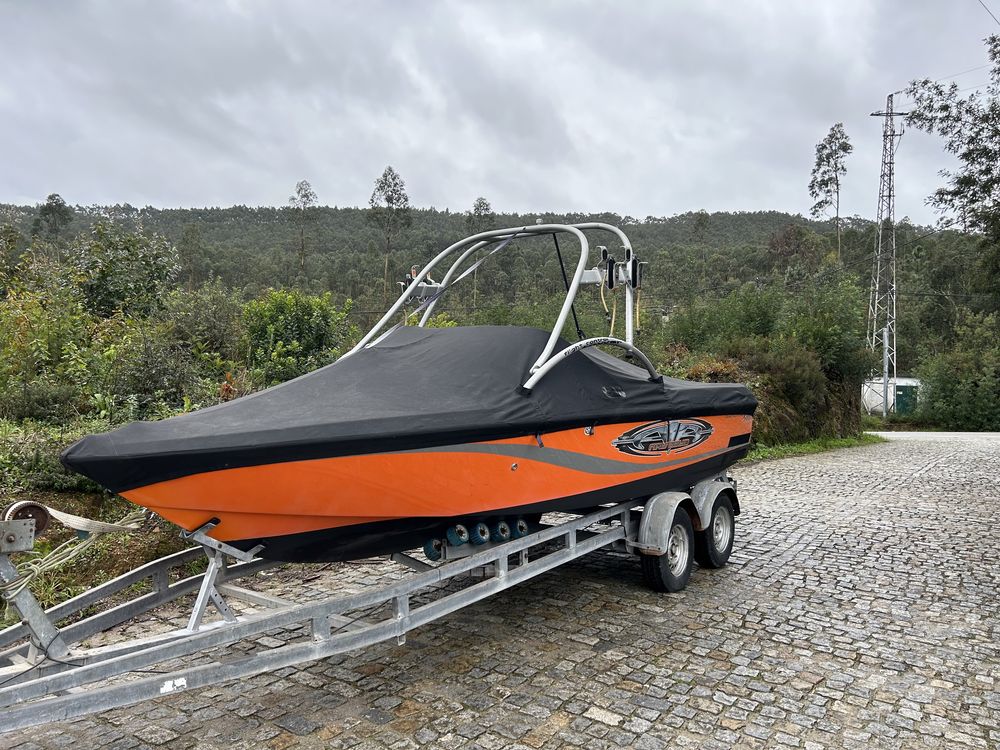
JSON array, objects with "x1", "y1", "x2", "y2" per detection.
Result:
[{"x1": 0, "y1": 0, "x2": 993, "y2": 224}]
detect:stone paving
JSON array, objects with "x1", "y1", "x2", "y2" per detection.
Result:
[{"x1": 3, "y1": 431, "x2": 1000, "y2": 749}]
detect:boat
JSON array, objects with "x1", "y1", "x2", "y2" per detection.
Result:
[{"x1": 61, "y1": 223, "x2": 756, "y2": 563}]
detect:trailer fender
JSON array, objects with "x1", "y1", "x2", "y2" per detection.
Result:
[
  {"x1": 636, "y1": 491, "x2": 693, "y2": 555},
  {"x1": 690, "y1": 476, "x2": 739, "y2": 532}
]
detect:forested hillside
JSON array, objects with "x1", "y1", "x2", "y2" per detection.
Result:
[{"x1": 2, "y1": 199, "x2": 991, "y2": 375}]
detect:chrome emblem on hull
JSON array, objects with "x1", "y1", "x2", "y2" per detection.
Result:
[{"x1": 612, "y1": 419, "x2": 714, "y2": 457}]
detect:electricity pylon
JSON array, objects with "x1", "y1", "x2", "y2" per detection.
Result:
[{"x1": 867, "y1": 93, "x2": 905, "y2": 415}]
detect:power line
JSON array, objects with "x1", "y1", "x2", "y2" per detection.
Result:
[
  {"x1": 931, "y1": 63, "x2": 991, "y2": 82},
  {"x1": 898, "y1": 290, "x2": 996, "y2": 299},
  {"x1": 976, "y1": 0, "x2": 1000, "y2": 27}
]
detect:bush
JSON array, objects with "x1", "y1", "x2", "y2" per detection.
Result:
[
  {"x1": 777, "y1": 272, "x2": 872, "y2": 383},
  {"x1": 665, "y1": 284, "x2": 782, "y2": 352},
  {"x1": 92, "y1": 317, "x2": 207, "y2": 423},
  {"x1": 242, "y1": 289, "x2": 356, "y2": 387},
  {"x1": 162, "y1": 279, "x2": 246, "y2": 366},
  {"x1": 0, "y1": 419, "x2": 108, "y2": 493},
  {"x1": 723, "y1": 337, "x2": 828, "y2": 442},
  {"x1": 0, "y1": 261, "x2": 94, "y2": 421},
  {"x1": 655, "y1": 273, "x2": 869, "y2": 446},
  {"x1": 70, "y1": 221, "x2": 178, "y2": 317},
  {"x1": 918, "y1": 312, "x2": 1000, "y2": 430}
]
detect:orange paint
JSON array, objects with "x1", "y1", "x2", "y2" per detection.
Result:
[{"x1": 124, "y1": 415, "x2": 752, "y2": 541}]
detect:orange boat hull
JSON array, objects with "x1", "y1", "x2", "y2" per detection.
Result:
[{"x1": 124, "y1": 415, "x2": 752, "y2": 561}]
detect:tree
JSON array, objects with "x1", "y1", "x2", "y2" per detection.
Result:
[
  {"x1": 905, "y1": 35, "x2": 1000, "y2": 308},
  {"x1": 691, "y1": 210, "x2": 710, "y2": 243},
  {"x1": 465, "y1": 197, "x2": 496, "y2": 306},
  {"x1": 808, "y1": 123, "x2": 853, "y2": 262},
  {"x1": 70, "y1": 221, "x2": 179, "y2": 317},
  {"x1": 177, "y1": 224, "x2": 204, "y2": 289},
  {"x1": 31, "y1": 193, "x2": 75, "y2": 241},
  {"x1": 0, "y1": 223, "x2": 22, "y2": 280},
  {"x1": 465, "y1": 196, "x2": 496, "y2": 235},
  {"x1": 288, "y1": 180, "x2": 318, "y2": 277},
  {"x1": 906, "y1": 36, "x2": 1000, "y2": 237},
  {"x1": 368, "y1": 166, "x2": 412, "y2": 302}
]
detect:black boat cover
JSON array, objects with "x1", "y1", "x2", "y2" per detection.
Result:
[{"x1": 62, "y1": 326, "x2": 757, "y2": 493}]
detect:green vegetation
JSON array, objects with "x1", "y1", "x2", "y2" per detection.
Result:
[
  {"x1": 916, "y1": 311, "x2": 1000, "y2": 430},
  {"x1": 243, "y1": 289, "x2": 355, "y2": 387},
  {"x1": 744, "y1": 433, "x2": 885, "y2": 463}
]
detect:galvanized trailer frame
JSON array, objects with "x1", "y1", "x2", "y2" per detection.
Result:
[
  {"x1": 0, "y1": 473, "x2": 738, "y2": 734},
  {"x1": 0, "y1": 501, "x2": 650, "y2": 733}
]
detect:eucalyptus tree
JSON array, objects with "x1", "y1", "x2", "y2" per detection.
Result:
[
  {"x1": 288, "y1": 179, "x2": 318, "y2": 277},
  {"x1": 368, "y1": 166, "x2": 412, "y2": 301},
  {"x1": 31, "y1": 194, "x2": 75, "y2": 254},
  {"x1": 464, "y1": 197, "x2": 496, "y2": 305},
  {"x1": 465, "y1": 196, "x2": 496, "y2": 235},
  {"x1": 808, "y1": 123, "x2": 853, "y2": 262}
]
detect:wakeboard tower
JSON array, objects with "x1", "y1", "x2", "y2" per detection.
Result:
[{"x1": 61, "y1": 223, "x2": 757, "y2": 564}]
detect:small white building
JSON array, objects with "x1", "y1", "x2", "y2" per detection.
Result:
[{"x1": 862, "y1": 377, "x2": 921, "y2": 415}]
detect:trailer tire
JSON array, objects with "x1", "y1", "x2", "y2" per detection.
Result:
[
  {"x1": 694, "y1": 494, "x2": 735, "y2": 569},
  {"x1": 640, "y1": 506, "x2": 694, "y2": 593}
]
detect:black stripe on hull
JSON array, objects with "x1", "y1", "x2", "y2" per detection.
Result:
[{"x1": 229, "y1": 448, "x2": 747, "y2": 563}]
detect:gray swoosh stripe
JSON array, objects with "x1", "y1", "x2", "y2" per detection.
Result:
[{"x1": 398, "y1": 443, "x2": 745, "y2": 476}]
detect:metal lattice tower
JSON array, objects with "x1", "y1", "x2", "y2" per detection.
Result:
[{"x1": 867, "y1": 93, "x2": 906, "y2": 406}]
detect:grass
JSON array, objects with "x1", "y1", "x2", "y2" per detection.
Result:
[
  {"x1": 743, "y1": 432, "x2": 886, "y2": 463},
  {"x1": 860, "y1": 413, "x2": 940, "y2": 432}
]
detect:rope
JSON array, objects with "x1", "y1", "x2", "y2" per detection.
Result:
[
  {"x1": 552, "y1": 234, "x2": 585, "y2": 340},
  {"x1": 0, "y1": 508, "x2": 146, "y2": 601},
  {"x1": 46, "y1": 506, "x2": 146, "y2": 535}
]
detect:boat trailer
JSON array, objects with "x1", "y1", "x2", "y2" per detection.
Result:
[{"x1": 0, "y1": 475, "x2": 737, "y2": 733}]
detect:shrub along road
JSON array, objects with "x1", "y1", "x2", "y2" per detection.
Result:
[{"x1": 2, "y1": 432, "x2": 999, "y2": 749}]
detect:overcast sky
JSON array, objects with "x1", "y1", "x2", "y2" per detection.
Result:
[{"x1": 1, "y1": 1, "x2": 995, "y2": 225}]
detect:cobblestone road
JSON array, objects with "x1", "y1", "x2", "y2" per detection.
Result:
[{"x1": 4, "y1": 432, "x2": 999, "y2": 749}]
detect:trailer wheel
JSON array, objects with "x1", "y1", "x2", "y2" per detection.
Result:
[
  {"x1": 694, "y1": 494, "x2": 735, "y2": 569},
  {"x1": 641, "y1": 507, "x2": 694, "y2": 593},
  {"x1": 446, "y1": 524, "x2": 469, "y2": 546}
]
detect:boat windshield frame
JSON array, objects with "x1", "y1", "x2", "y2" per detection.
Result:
[{"x1": 344, "y1": 223, "x2": 658, "y2": 387}]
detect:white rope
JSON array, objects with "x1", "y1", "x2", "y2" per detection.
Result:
[{"x1": 0, "y1": 508, "x2": 146, "y2": 601}]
